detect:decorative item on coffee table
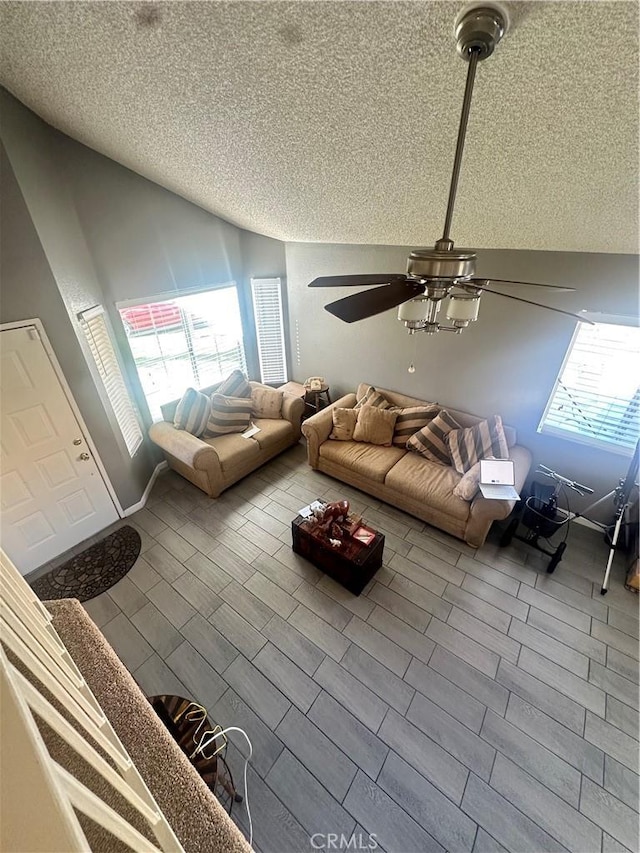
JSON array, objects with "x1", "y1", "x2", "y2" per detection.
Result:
[{"x1": 291, "y1": 500, "x2": 384, "y2": 595}]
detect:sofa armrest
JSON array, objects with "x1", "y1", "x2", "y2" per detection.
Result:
[
  {"x1": 281, "y1": 393, "x2": 305, "y2": 438},
  {"x1": 465, "y1": 444, "x2": 533, "y2": 546},
  {"x1": 148, "y1": 421, "x2": 221, "y2": 471},
  {"x1": 302, "y1": 393, "x2": 357, "y2": 467}
]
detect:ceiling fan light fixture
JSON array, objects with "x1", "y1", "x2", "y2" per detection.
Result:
[
  {"x1": 398, "y1": 296, "x2": 438, "y2": 331},
  {"x1": 446, "y1": 293, "x2": 481, "y2": 324}
]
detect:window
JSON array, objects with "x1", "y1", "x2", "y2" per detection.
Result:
[
  {"x1": 539, "y1": 317, "x2": 640, "y2": 454},
  {"x1": 251, "y1": 277, "x2": 288, "y2": 384},
  {"x1": 79, "y1": 306, "x2": 143, "y2": 456},
  {"x1": 118, "y1": 286, "x2": 247, "y2": 421}
]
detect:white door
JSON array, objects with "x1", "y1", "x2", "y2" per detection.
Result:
[{"x1": 0, "y1": 326, "x2": 119, "y2": 575}]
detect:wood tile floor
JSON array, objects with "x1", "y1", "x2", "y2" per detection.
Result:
[{"x1": 81, "y1": 444, "x2": 639, "y2": 853}]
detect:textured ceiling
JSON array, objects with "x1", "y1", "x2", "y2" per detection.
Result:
[{"x1": 1, "y1": 1, "x2": 638, "y2": 253}]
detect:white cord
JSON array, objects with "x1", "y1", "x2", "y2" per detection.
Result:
[{"x1": 194, "y1": 725, "x2": 253, "y2": 848}]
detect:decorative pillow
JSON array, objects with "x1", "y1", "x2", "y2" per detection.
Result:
[
  {"x1": 352, "y1": 406, "x2": 398, "y2": 446},
  {"x1": 391, "y1": 405, "x2": 440, "y2": 448},
  {"x1": 355, "y1": 385, "x2": 391, "y2": 410},
  {"x1": 173, "y1": 387, "x2": 211, "y2": 436},
  {"x1": 447, "y1": 415, "x2": 509, "y2": 474},
  {"x1": 453, "y1": 460, "x2": 482, "y2": 501},
  {"x1": 251, "y1": 386, "x2": 283, "y2": 419},
  {"x1": 204, "y1": 393, "x2": 252, "y2": 437},
  {"x1": 329, "y1": 408, "x2": 358, "y2": 441},
  {"x1": 216, "y1": 369, "x2": 251, "y2": 398},
  {"x1": 406, "y1": 409, "x2": 461, "y2": 464}
]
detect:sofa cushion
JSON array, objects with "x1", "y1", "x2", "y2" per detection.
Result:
[
  {"x1": 385, "y1": 454, "x2": 470, "y2": 522},
  {"x1": 406, "y1": 409, "x2": 461, "y2": 464},
  {"x1": 173, "y1": 387, "x2": 211, "y2": 436},
  {"x1": 204, "y1": 393, "x2": 252, "y2": 437},
  {"x1": 355, "y1": 385, "x2": 391, "y2": 410},
  {"x1": 217, "y1": 369, "x2": 251, "y2": 398},
  {"x1": 447, "y1": 415, "x2": 509, "y2": 474},
  {"x1": 319, "y1": 440, "x2": 406, "y2": 483},
  {"x1": 252, "y1": 418, "x2": 293, "y2": 450},
  {"x1": 391, "y1": 405, "x2": 440, "y2": 448},
  {"x1": 353, "y1": 406, "x2": 398, "y2": 446},
  {"x1": 330, "y1": 408, "x2": 359, "y2": 441},
  {"x1": 251, "y1": 386, "x2": 283, "y2": 419},
  {"x1": 453, "y1": 460, "x2": 483, "y2": 501},
  {"x1": 204, "y1": 433, "x2": 261, "y2": 470}
]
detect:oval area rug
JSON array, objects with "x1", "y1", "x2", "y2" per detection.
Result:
[{"x1": 31, "y1": 525, "x2": 141, "y2": 602}]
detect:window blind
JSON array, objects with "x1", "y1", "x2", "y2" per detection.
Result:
[
  {"x1": 79, "y1": 307, "x2": 143, "y2": 456},
  {"x1": 117, "y1": 286, "x2": 247, "y2": 421},
  {"x1": 539, "y1": 320, "x2": 640, "y2": 454},
  {"x1": 251, "y1": 277, "x2": 288, "y2": 384}
]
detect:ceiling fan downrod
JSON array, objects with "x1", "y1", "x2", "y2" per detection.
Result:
[{"x1": 440, "y1": 4, "x2": 508, "y2": 248}]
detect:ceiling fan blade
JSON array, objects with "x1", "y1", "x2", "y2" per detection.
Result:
[
  {"x1": 325, "y1": 280, "x2": 426, "y2": 323},
  {"x1": 470, "y1": 277, "x2": 575, "y2": 292},
  {"x1": 309, "y1": 274, "x2": 408, "y2": 288},
  {"x1": 482, "y1": 289, "x2": 595, "y2": 324}
]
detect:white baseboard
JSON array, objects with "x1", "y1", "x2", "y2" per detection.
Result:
[{"x1": 122, "y1": 462, "x2": 168, "y2": 516}]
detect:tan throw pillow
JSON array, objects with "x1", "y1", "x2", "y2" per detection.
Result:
[
  {"x1": 355, "y1": 385, "x2": 391, "y2": 410},
  {"x1": 352, "y1": 406, "x2": 398, "y2": 446},
  {"x1": 406, "y1": 409, "x2": 461, "y2": 464},
  {"x1": 453, "y1": 460, "x2": 482, "y2": 501},
  {"x1": 447, "y1": 415, "x2": 509, "y2": 474},
  {"x1": 204, "y1": 393, "x2": 252, "y2": 437},
  {"x1": 251, "y1": 386, "x2": 283, "y2": 419},
  {"x1": 391, "y1": 405, "x2": 440, "y2": 448},
  {"x1": 217, "y1": 369, "x2": 251, "y2": 398},
  {"x1": 329, "y1": 408, "x2": 358, "y2": 440},
  {"x1": 173, "y1": 387, "x2": 211, "y2": 436}
]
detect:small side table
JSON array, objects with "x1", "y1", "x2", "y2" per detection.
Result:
[
  {"x1": 278, "y1": 381, "x2": 331, "y2": 418},
  {"x1": 305, "y1": 385, "x2": 331, "y2": 414}
]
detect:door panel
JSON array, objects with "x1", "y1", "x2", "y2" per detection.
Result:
[{"x1": 0, "y1": 326, "x2": 119, "y2": 574}]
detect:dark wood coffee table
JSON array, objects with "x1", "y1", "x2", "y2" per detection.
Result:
[{"x1": 291, "y1": 513, "x2": 384, "y2": 595}]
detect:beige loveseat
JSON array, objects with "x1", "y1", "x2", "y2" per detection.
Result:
[
  {"x1": 149, "y1": 380, "x2": 305, "y2": 497},
  {"x1": 302, "y1": 383, "x2": 532, "y2": 548}
]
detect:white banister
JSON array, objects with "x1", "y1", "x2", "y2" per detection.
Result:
[{"x1": 0, "y1": 549, "x2": 184, "y2": 852}]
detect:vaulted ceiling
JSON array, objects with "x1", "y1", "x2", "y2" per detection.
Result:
[{"x1": 1, "y1": 1, "x2": 638, "y2": 253}]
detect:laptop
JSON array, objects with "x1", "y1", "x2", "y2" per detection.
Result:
[{"x1": 479, "y1": 459, "x2": 520, "y2": 500}]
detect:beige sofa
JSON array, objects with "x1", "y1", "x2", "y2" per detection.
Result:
[
  {"x1": 149, "y1": 380, "x2": 305, "y2": 497},
  {"x1": 302, "y1": 383, "x2": 532, "y2": 548}
]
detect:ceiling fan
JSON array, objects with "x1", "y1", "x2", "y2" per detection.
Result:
[{"x1": 309, "y1": 3, "x2": 591, "y2": 335}]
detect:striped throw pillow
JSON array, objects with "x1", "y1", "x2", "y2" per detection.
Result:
[
  {"x1": 173, "y1": 387, "x2": 211, "y2": 436},
  {"x1": 447, "y1": 415, "x2": 509, "y2": 474},
  {"x1": 391, "y1": 405, "x2": 440, "y2": 448},
  {"x1": 355, "y1": 385, "x2": 391, "y2": 410},
  {"x1": 406, "y1": 410, "x2": 461, "y2": 464},
  {"x1": 204, "y1": 393, "x2": 252, "y2": 437},
  {"x1": 217, "y1": 369, "x2": 251, "y2": 399}
]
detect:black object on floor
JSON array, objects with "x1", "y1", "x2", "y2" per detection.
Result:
[{"x1": 31, "y1": 525, "x2": 141, "y2": 602}]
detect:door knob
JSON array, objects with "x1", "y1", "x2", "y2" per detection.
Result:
[
  {"x1": 79, "y1": 452, "x2": 90, "y2": 461},
  {"x1": 73, "y1": 438, "x2": 82, "y2": 446}
]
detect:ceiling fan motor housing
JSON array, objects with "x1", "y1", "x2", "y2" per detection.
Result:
[
  {"x1": 407, "y1": 248, "x2": 477, "y2": 281},
  {"x1": 455, "y1": 4, "x2": 508, "y2": 60}
]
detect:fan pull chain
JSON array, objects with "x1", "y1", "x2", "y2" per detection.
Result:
[{"x1": 408, "y1": 335, "x2": 417, "y2": 373}]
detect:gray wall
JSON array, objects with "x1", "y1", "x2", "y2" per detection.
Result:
[
  {"x1": 285, "y1": 242, "x2": 639, "y2": 518},
  {"x1": 1, "y1": 89, "x2": 286, "y2": 509},
  {"x1": 0, "y1": 142, "x2": 153, "y2": 509},
  {"x1": 0, "y1": 92, "x2": 156, "y2": 508}
]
